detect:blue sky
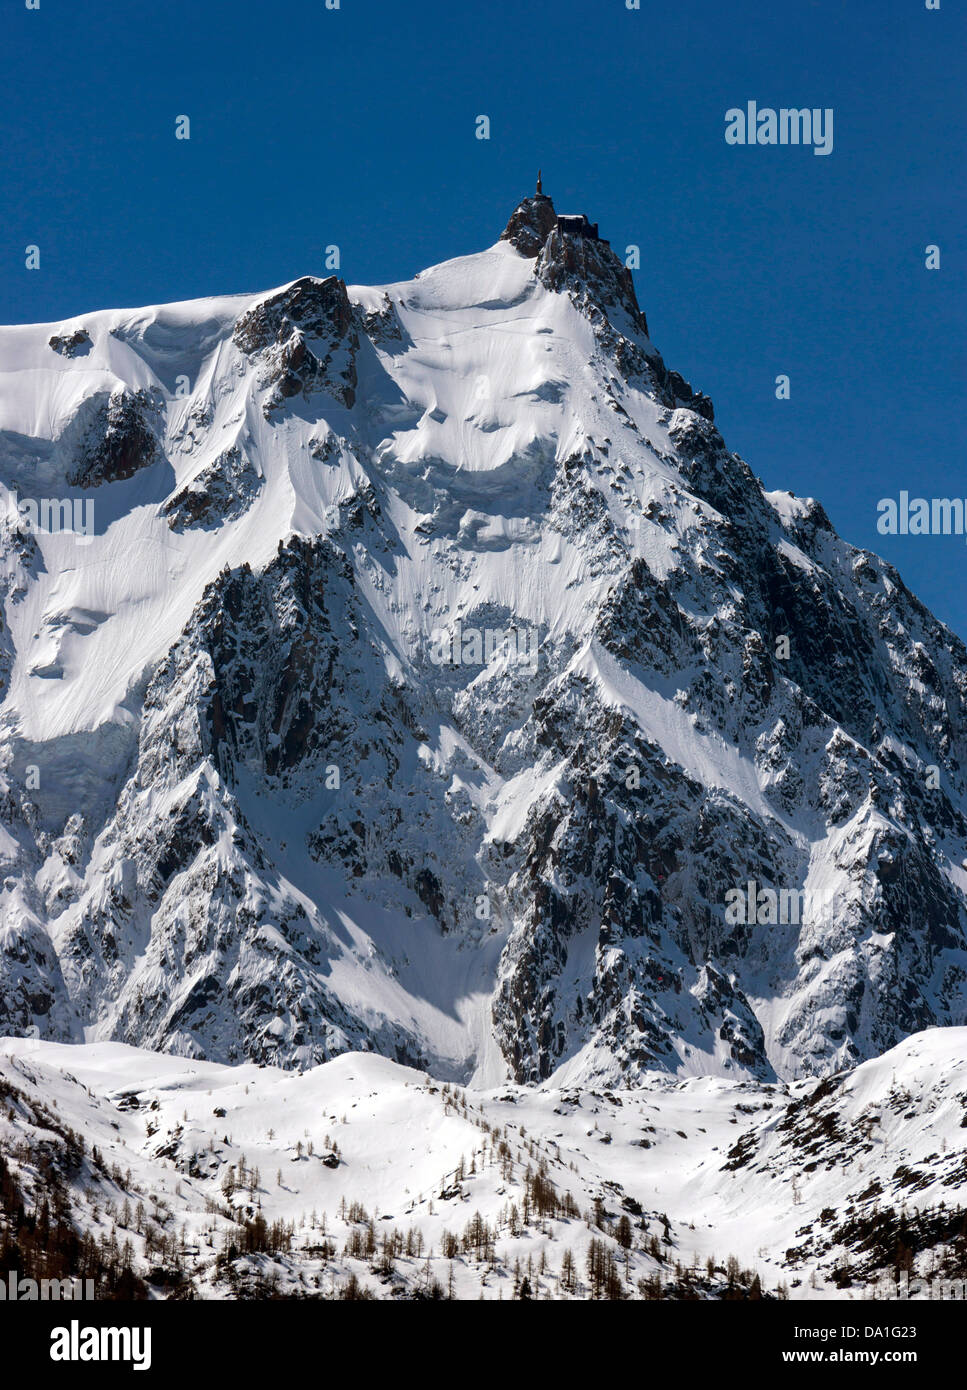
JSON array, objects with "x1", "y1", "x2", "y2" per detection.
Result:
[{"x1": 2, "y1": 0, "x2": 965, "y2": 636}]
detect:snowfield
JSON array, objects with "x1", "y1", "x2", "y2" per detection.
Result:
[{"x1": 1, "y1": 1030, "x2": 964, "y2": 1300}]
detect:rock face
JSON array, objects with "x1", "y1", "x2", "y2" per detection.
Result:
[
  {"x1": 232, "y1": 275, "x2": 358, "y2": 416},
  {"x1": 0, "y1": 195, "x2": 965, "y2": 1086},
  {"x1": 536, "y1": 215, "x2": 648, "y2": 336},
  {"x1": 500, "y1": 193, "x2": 559, "y2": 257},
  {"x1": 163, "y1": 445, "x2": 262, "y2": 530},
  {"x1": 48, "y1": 327, "x2": 92, "y2": 358},
  {"x1": 66, "y1": 384, "x2": 161, "y2": 487}
]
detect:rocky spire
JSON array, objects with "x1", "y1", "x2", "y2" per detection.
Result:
[
  {"x1": 500, "y1": 190, "x2": 557, "y2": 257},
  {"x1": 501, "y1": 189, "x2": 643, "y2": 329}
]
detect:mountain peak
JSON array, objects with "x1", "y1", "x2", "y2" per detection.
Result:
[
  {"x1": 501, "y1": 187, "x2": 648, "y2": 339},
  {"x1": 500, "y1": 192, "x2": 558, "y2": 257}
]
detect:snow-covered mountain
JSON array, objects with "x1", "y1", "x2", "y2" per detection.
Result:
[{"x1": 2, "y1": 187, "x2": 967, "y2": 1096}]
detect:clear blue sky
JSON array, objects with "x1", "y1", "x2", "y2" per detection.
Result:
[{"x1": 2, "y1": 0, "x2": 965, "y2": 636}]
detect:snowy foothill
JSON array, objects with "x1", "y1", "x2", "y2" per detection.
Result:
[{"x1": 0, "y1": 1031, "x2": 964, "y2": 1299}]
